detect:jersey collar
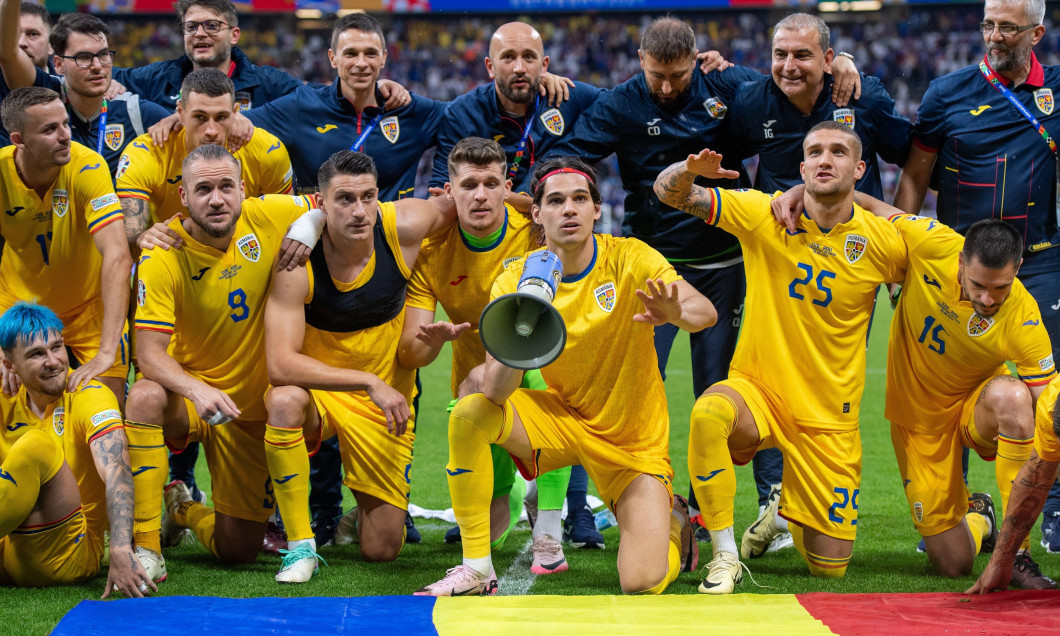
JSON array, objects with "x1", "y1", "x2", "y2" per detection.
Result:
[
  {"x1": 980, "y1": 52, "x2": 1045, "y2": 88},
  {"x1": 561, "y1": 235, "x2": 598, "y2": 284},
  {"x1": 330, "y1": 79, "x2": 386, "y2": 115}
]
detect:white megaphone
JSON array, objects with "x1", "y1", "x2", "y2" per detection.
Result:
[{"x1": 479, "y1": 250, "x2": 567, "y2": 370}]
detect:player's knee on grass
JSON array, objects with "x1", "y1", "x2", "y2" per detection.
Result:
[
  {"x1": 357, "y1": 505, "x2": 406, "y2": 562},
  {"x1": 265, "y1": 385, "x2": 313, "y2": 429},
  {"x1": 619, "y1": 559, "x2": 670, "y2": 595},
  {"x1": 214, "y1": 514, "x2": 265, "y2": 565},
  {"x1": 923, "y1": 530, "x2": 974, "y2": 578}
]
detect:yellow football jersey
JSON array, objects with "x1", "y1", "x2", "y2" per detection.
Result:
[
  {"x1": 1034, "y1": 375, "x2": 1060, "y2": 463},
  {"x1": 885, "y1": 215, "x2": 1055, "y2": 433},
  {"x1": 406, "y1": 205, "x2": 536, "y2": 396},
  {"x1": 0, "y1": 380, "x2": 123, "y2": 540},
  {"x1": 115, "y1": 127, "x2": 293, "y2": 224},
  {"x1": 134, "y1": 195, "x2": 313, "y2": 421},
  {"x1": 0, "y1": 143, "x2": 123, "y2": 318},
  {"x1": 302, "y1": 203, "x2": 417, "y2": 403},
  {"x1": 703, "y1": 188, "x2": 906, "y2": 430},
  {"x1": 493, "y1": 234, "x2": 680, "y2": 457}
]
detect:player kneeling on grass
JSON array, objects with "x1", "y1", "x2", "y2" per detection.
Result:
[
  {"x1": 969, "y1": 375, "x2": 1060, "y2": 593},
  {"x1": 415, "y1": 157, "x2": 716, "y2": 596},
  {"x1": 262, "y1": 150, "x2": 454, "y2": 583},
  {"x1": 655, "y1": 122, "x2": 907, "y2": 593},
  {"x1": 0, "y1": 302, "x2": 156, "y2": 597}
]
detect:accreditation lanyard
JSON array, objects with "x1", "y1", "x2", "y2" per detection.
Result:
[
  {"x1": 979, "y1": 60, "x2": 1057, "y2": 156},
  {"x1": 95, "y1": 100, "x2": 108, "y2": 155},
  {"x1": 350, "y1": 110, "x2": 385, "y2": 152},
  {"x1": 508, "y1": 95, "x2": 539, "y2": 180}
]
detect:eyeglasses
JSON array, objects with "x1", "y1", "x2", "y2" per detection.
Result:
[
  {"x1": 59, "y1": 50, "x2": 115, "y2": 69},
  {"x1": 181, "y1": 19, "x2": 230, "y2": 35},
  {"x1": 979, "y1": 21, "x2": 1039, "y2": 36}
]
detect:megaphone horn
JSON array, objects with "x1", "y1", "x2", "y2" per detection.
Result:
[{"x1": 479, "y1": 250, "x2": 568, "y2": 371}]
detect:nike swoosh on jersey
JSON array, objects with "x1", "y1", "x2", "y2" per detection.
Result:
[
  {"x1": 696, "y1": 469, "x2": 725, "y2": 482},
  {"x1": 969, "y1": 105, "x2": 992, "y2": 116},
  {"x1": 446, "y1": 468, "x2": 473, "y2": 476},
  {"x1": 131, "y1": 466, "x2": 157, "y2": 477},
  {"x1": 274, "y1": 474, "x2": 299, "y2": 484},
  {"x1": 80, "y1": 163, "x2": 101, "y2": 173},
  {"x1": 1024, "y1": 319, "x2": 1040, "y2": 326},
  {"x1": 316, "y1": 124, "x2": 338, "y2": 134},
  {"x1": 0, "y1": 469, "x2": 16, "y2": 486},
  {"x1": 191, "y1": 267, "x2": 211, "y2": 281},
  {"x1": 922, "y1": 274, "x2": 941, "y2": 289}
]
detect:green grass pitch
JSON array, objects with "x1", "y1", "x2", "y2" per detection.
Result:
[{"x1": 2, "y1": 289, "x2": 1054, "y2": 634}]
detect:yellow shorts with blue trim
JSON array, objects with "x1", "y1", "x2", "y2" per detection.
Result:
[
  {"x1": 0, "y1": 507, "x2": 103, "y2": 587},
  {"x1": 506, "y1": 389, "x2": 674, "y2": 513},
  {"x1": 891, "y1": 376, "x2": 997, "y2": 537},
  {"x1": 718, "y1": 376, "x2": 861, "y2": 541},
  {"x1": 168, "y1": 401, "x2": 273, "y2": 523},
  {"x1": 58, "y1": 300, "x2": 130, "y2": 380},
  {"x1": 311, "y1": 389, "x2": 415, "y2": 510}
]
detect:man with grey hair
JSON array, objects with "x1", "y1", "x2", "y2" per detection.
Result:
[{"x1": 892, "y1": 0, "x2": 1060, "y2": 586}]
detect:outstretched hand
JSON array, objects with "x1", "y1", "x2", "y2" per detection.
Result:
[
  {"x1": 685, "y1": 149, "x2": 741, "y2": 181},
  {"x1": 416, "y1": 321, "x2": 471, "y2": 347},
  {"x1": 634, "y1": 278, "x2": 682, "y2": 326}
]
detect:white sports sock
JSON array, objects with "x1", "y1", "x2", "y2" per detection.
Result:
[
  {"x1": 534, "y1": 509, "x2": 562, "y2": 540},
  {"x1": 289, "y1": 537, "x2": 316, "y2": 552},
  {"x1": 463, "y1": 556, "x2": 493, "y2": 578},
  {"x1": 775, "y1": 514, "x2": 789, "y2": 532},
  {"x1": 710, "y1": 527, "x2": 738, "y2": 556}
]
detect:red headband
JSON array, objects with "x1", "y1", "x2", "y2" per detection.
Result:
[{"x1": 536, "y1": 167, "x2": 594, "y2": 192}]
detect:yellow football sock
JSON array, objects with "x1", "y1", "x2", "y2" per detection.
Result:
[
  {"x1": 688, "y1": 393, "x2": 739, "y2": 531},
  {"x1": 174, "y1": 500, "x2": 217, "y2": 557},
  {"x1": 967, "y1": 512, "x2": 991, "y2": 555},
  {"x1": 790, "y1": 523, "x2": 849, "y2": 578},
  {"x1": 264, "y1": 425, "x2": 313, "y2": 542},
  {"x1": 0, "y1": 429, "x2": 64, "y2": 537},
  {"x1": 124, "y1": 420, "x2": 168, "y2": 554},
  {"x1": 635, "y1": 513, "x2": 683, "y2": 595},
  {"x1": 997, "y1": 433, "x2": 1034, "y2": 551},
  {"x1": 449, "y1": 394, "x2": 512, "y2": 560}
]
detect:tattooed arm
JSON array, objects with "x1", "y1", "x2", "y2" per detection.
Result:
[
  {"x1": 653, "y1": 149, "x2": 741, "y2": 221},
  {"x1": 966, "y1": 452, "x2": 1059, "y2": 593},
  {"x1": 120, "y1": 198, "x2": 152, "y2": 253},
  {"x1": 90, "y1": 428, "x2": 156, "y2": 598}
]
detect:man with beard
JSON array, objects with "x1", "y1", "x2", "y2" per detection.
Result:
[
  {"x1": 0, "y1": 5, "x2": 169, "y2": 175},
  {"x1": 429, "y1": 22, "x2": 600, "y2": 195},
  {"x1": 0, "y1": 302, "x2": 155, "y2": 595},
  {"x1": 112, "y1": 0, "x2": 301, "y2": 113},
  {"x1": 892, "y1": 0, "x2": 1060, "y2": 563},
  {"x1": 124, "y1": 143, "x2": 318, "y2": 578},
  {"x1": 116, "y1": 68, "x2": 291, "y2": 249},
  {"x1": 0, "y1": 87, "x2": 132, "y2": 404},
  {"x1": 655, "y1": 123, "x2": 907, "y2": 593}
]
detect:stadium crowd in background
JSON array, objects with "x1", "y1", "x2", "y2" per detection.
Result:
[{"x1": 2, "y1": 0, "x2": 1060, "y2": 603}]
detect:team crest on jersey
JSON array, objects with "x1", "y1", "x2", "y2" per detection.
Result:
[
  {"x1": 833, "y1": 108, "x2": 855, "y2": 129},
  {"x1": 540, "y1": 108, "x2": 564, "y2": 136},
  {"x1": 1035, "y1": 88, "x2": 1054, "y2": 115},
  {"x1": 237, "y1": 234, "x2": 261, "y2": 263},
  {"x1": 104, "y1": 123, "x2": 124, "y2": 151},
  {"x1": 594, "y1": 282, "x2": 616, "y2": 313},
  {"x1": 703, "y1": 97, "x2": 727, "y2": 119},
  {"x1": 53, "y1": 407, "x2": 65, "y2": 437},
  {"x1": 235, "y1": 91, "x2": 252, "y2": 112},
  {"x1": 52, "y1": 189, "x2": 69, "y2": 217},
  {"x1": 913, "y1": 501, "x2": 923, "y2": 524},
  {"x1": 967, "y1": 312, "x2": 994, "y2": 337},
  {"x1": 137, "y1": 279, "x2": 146, "y2": 307},
  {"x1": 381, "y1": 116, "x2": 400, "y2": 143},
  {"x1": 844, "y1": 233, "x2": 868, "y2": 264}
]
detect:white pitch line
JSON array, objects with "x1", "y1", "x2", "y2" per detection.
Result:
[{"x1": 497, "y1": 537, "x2": 536, "y2": 596}]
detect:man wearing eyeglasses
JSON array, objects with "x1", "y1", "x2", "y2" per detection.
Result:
[
  {"x1": 0, "y1": 6, "x2": 169, "y2": 176},
  {"x1": 893, "y1": 0, "x2": 1060, "y2": 589},
  {"x1": 112, "y1": 0, "x2": 301, "y2": 113}
]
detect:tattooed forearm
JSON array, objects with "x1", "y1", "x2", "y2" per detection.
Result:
[
  {"x1": 91, "y1": 430, "x2": 135, "y2": 549},
  {"x1": 994, "y1": 456, "x2": 1057, "y2": 559},
  {"x1": 120, "y1": 198, "x2": 151, "y2": 248},
  {"x1": 653, "y1": 163, "x2": 715, "y2": 221}
]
